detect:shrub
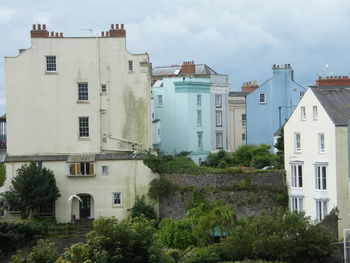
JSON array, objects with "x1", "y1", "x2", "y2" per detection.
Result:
[
  {"x1": 179, "y1": 245, "x2": 221, "y2": 263},
  {"x1": 204, "y1": 151, "x2": 233, "y2": 168},
  {"x1": 0, "y1": 221, "x2": 47, "y2": 254},
  {"x1": 232, "y1": 144, "x2": 276, "y2": 169},
  {"x1": 148, "y1": 177, "x2": 177, "y2": 200},
  {"x1": 26, "y1": 239, "x2": 58, "y2": 263},
  {"x1": 129, "y1": 195, "x2": 157, "y2": 221}
]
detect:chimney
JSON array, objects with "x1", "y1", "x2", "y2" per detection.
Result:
[
  {"x1": 316, "y1": 76, "x2": 350, "y2": 87},
  {"x1": 30, "y1": 23, "x2": 49, "y2": 38},
  {"x1": 109, "y1": 23, "x2": 126, "y2": 37},
  {"x1": 181, "y1": 61, "x2": 195, "y2": 75},
  {"x1": 241, "y1": 81, "x2": 259, "y2": 93}
]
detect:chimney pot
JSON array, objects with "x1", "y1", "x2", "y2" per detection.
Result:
[
  {"x1": 51, "y1": 31, "x2": 54, "y2": 37},
  {"x1": 38, "y1": 24, "x2": 41, "y2": 30},
  {"x1": 111, "y1": 24, "x2": 114, "y2": 30},
  {"x1": 43, "y1": 24, "x2": 46, "y2": 30},
  {"x1": 60, "y1": 32, "x2": 63, "y2": 37},
  {"x1": 101, "y1": 31, "x2": 105, "y2": 37},
  {"x1": 33, "y1": 24, "x2": 36, "y2": 30},
  {"x1": 55, "y1": 32, "x2": 58, "y2": 37},
  {"x1": 121, "y1": 24, "x2": 124, "y2": 29},
  {"x1": 116, "y1": 24, "x2": 119, "y2": 29},
  {"x1": 106, "y1": 31, "x2": 109, "y2": 37}
]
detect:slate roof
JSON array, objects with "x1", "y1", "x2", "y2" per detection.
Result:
[
  {"x1": 311, "y1": 87, "x2": 350, "y2": 126},
  {"x1": 229, "y1": 91, "x2": 248, "y2": 97},
  {"x1": 152, "y1": 64, "x2": 217, "y2": 76}
]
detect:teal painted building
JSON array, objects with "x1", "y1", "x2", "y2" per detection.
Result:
[{"x1": 152, "y1": 77, "x2": 212, "y2": 164}]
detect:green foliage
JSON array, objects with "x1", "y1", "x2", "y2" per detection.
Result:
[
  {"x1": 0, "y1": 221, "x2": 47, "y2": 255},
  {"x1": 23, "y1": 239, "x2": 58, "y2": 263},
  {"x1": 0, "y1": 163, "x2": 5, "y2": 187},
  {"x1": 157, "y1": 200, "x2": 236, "y2": 249},
  {"x1": 221, "y1": 209, "x2": 334, "y2": 263},
  {"x1": 2, "y1": 162, "x2": 60, "y2": 219},
  {"x1": 148, "y1": 177, "x2": 177, "y2": 200},
  {"x1": 274, "y1": 127, "x2": 285, "y2": 169},
  {"x1": 143, "y1": 153, "x2": 242, "y2": 175},
  {"x1": 179, "y1": 245, "x2": 221, "y2": 263},
  {"x1": 231, "y1": 144, "x2": 276, "y2": 169},
  {"x1": 204, "y1": 151, "x2": 233, "y2": 168},
  {"x1": 57, "y1": 216, "x2": 167, "y2": 263},
  {"x1": 129, "y1": 195, "x2": 157, "y2": 221}
]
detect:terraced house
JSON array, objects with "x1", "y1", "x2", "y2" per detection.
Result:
[{"x1": 0, "y1": 24, "x2": 156, "y2": 222}]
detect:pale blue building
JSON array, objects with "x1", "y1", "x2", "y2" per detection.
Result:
[
  {"x1": 246, "y1": 64, "x2": 305, "y2": 146},
  {"x1": 152, "y1": 77, "x2": 212, "y2": 164}
]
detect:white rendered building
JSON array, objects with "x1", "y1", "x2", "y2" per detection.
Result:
[
  {"x1": 284, "y1": 77, "x2": 350, "y2": 238},
  {"x1": 1, "y1": 24, "x2": 156, "y2": 222}
]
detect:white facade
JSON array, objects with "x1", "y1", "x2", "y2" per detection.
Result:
[
  {"x1": 284, "y1": 87, "x2": 350, "y2": 238},
  {"x1": 1, "y1": 24, "x2": 156, "y2": 222}
]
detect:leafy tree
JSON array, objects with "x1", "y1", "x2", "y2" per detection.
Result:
[
  {"x1": 221, "y1": 209, "x2": 334, "y2": 263},
  {"x1": 129, "y1": 195, "x2": 157, "y2": 221},
  {"x1": 203, "y1": 150, "x2": 233, "y2": 168},
  {"x1": 232, "y1": 144, "x2": 276, "y2": 169},
  {"x1": 148, "y1": 177, "x2": 177, "y2": 200},
  {"x1": 179, "y1": 245, "x2": 221, "y2": 263},
  {"x1": 0, "y1": 163, "x2": 5, "y2": 187},
  {"x1": 57, "y1": 216, "x2": 173, "y2": 263},
  {"x1": 2, "y1": 162, "x2": 60, "y2": 219}
]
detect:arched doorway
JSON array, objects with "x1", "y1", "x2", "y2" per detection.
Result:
[{"x1": 70, "y1": 193, "x2": 94, "y2": 220}]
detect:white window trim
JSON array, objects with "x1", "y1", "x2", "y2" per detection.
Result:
[
  {"x1": 319, "y1": 133, "x2": 325, "y2": 153},
  {"x1": 197, "y1": 110, "x2": 202, "y2": 127},
  {"x1": 45, "y1": 55, "x2": 57, "y2": 73},
  {"x1": 300, "y1": 106, "x2": 306, "y2": 120},
  {"x1": 216, "y1": 132, "x2": 223, "y2": 149},
  {"x1": 290, "y1": 163, "x2": 303, "y2": 188},
  {"x1": 259, "y1": 93, "x2": 266, "y2": 104},
  {"x1": 112, "y1": 192, "x2": 122, "y2": 206},
  {"x1": 78, "y1": 117, "x2": 90, "y2": 138},
  {"x1": 102, "y1": 165, "x2": 109, "y2": 175},
  {"x1": 313, "y1": 106, "x2": 318, "y2": 120},
  {"x1": 315, "y1": 164, "x2": 327, "y2": 190},
  {"x1": 215, "y1": 94, "x2": 222, "y2": 108},
  {"x1": 242, "y1": 114, "x2": 246, "y2": 127},
  {"x1": 291, "y1": 196, "x2": 304, "y2": 213},
  {"x1": 294, "y1": 132, "x2": 301, "y2": 152},
  {"x1": 315, "y1": 199, "x2": 328, "y2": 222},
  {"x1": 197, "y1": 94, "x2": 202, "y2": 107},
  {"x1": 216, "y1": 110, "x2": 222, "y2": 127},
  {"x1": 128, "y1": 60, "x2": 133, "y2": 72}
]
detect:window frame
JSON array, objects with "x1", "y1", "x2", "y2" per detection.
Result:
[
  {"x1": 300, "y1": 106, "x2": 306, "y2": 120},
  {"x1": 291, "y1": 197, "x2": 303, "y2": 213},
  {"x1": 197, "y1": 110, "x2": 202, "y2": 127},
  {"x1": 128, "y1": 60, "x2": 133, "y2": 71},
  {"x1": 79, "y1": 117, "x2": 89, "y2": 138},
  {"x1": 216, "y1": 110, "x2": 222, "y2": 127},
  {"x1": 315, "y1": 199, "x2": 328, "y2": 222},
  {"x1": 242, "y1": 133, "x2": 246, "y2": 142},
  {"x1": 259, "y1": 93, "x2": 266, "y2": 104},
  {"x1": 197, "y1": 94, "x2": 202, "y2": 107},
  {"x1": 46, "y1": 55, "x2": 57, "y2": 72},
  {"x1": 102, "y1": 165, "x2": 109, "y2": 175},
  {"x1": 78, "y1": 83, "x2": 89, "y2": 101},
  {"x1": 216, "y1": 132, "x2": 223, "y2": 149},
  {"x1": 242, "y1": 114, "x2": 246, "y2": 127},
  {"x1": 113, "y1": 192, "x2": 122, "y2": 205},
  {"x1": 291, "y1": 163, "x2": 303, "y2": 188},
  {"x1": 197, "y1": 132, "x2": 203, "y2": 151},
  {"x1": 313, "y1": 106, "x2": 318, "y2": 120},
  {"x1": 319, "y1": 133, "x2": 325, "y2": 153},
  {"x1": 294, "y1": 132, "x2": 301, "y2": 152},
  {"x1": 69, "y1": 162, "x2": 95, "y2": 176},
  {"x1": 315, "y1": 164, "x2": 327, "y2": 190},
  {"x1": 215, "y1": 94, "x2": 222, "y2": 108},
  {"x1": 101, "y1": 84, "x2": 107, "y2": 93}
]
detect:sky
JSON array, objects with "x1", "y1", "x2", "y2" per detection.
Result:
[{"x1": 0, "y1": 0, "x2": 350, "y2": 114}]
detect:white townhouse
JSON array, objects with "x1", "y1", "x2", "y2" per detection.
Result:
[
  {"x1": 284, "y1": 76, "x2": 350, "y2": 238},
  {"x1": 0, "y1": 24, "x2": 156, "y2": 222}
]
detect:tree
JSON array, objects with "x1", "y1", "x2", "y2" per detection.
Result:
[
  {"x1": 274, "y1": 127, "x2": 285, "y2": 169},
  {"x1": 2, "y1": 162, "x2": 60, "y2": 219},
  {"x1": 232, "y1": 144, "x2": 276, "y2": 169},
  {"x1": 0, "y1": 163, "x2": 5, "y2": 187},
  {"x1": 129, "y1": 195, "x2": 157, "y2": 221},
  {"x1": 221, "y1": 209, "x2": 334, "y2": 263}
]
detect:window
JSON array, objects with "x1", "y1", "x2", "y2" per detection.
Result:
[
  {"x1": 242, "y1": 114, "x2": 246, "y2": 127},
  {"x1": 113, "y1": 192, "x2": 122, "y2": 205},
  {"x1": 291, "y1": 197, "x2": 303, "y2": 213},
  {"x1": 157, "y1": 95, "x2": 163, "y2": 106},
  {"x1": 315, "y1": 165, "x2": 327, "y2": 190},
  {"x1": 128, "y1": 60, "x2": 133, "y2": 71},
  {"x1": 316, "y1": 200, "x2": 328, "y2": 221},
  {"x1": 197, "y1": 94, "x2": 201, "y2": 107},
  {"x1": 215, "y1": 95, "x2": 222, "y2": 108},
  {"x1": 78, "y1": 83, "x2": 88, "y2": 101},
  {"x1": 79, "y1": 117, "x2": 89, "y2": 137},
  {"x1": 69, "y1": 162, "x2": 95, "y2": 176},
  {"x1": 46, "y1": 56, "x2": 56, "y2": 72},
  {"x1": 216, "y1": 132, "x2": 223, "y2": 149},
  {"x1": 242, "y1": 133, "x2": 246, "y2": 141},
  {"x1": 101, "y1": 84, "x2": 107, "y2": 93},
  {"x1": 197, "y1": 132, "x2": 203, "y2": 150},
  {"x1": 102, "y1": 165, "x2": 109, "y2": 175},
  {"x1": 300, "y1": 106, "x2": 306, "y2": 120},
  {"x1": 313, "y1": 106, "x2": 318, "y2": 120},
  {"x1": 294, "y1": 132, "x2": 301, "y2": 152},
  {"x1": 197, "y1": 110, "x2": 202, "y2": 126},
  {"x1": 216, "y1": 110, "x2": 222, "y2": 127},
  {"x1": 319, "y1": 133, "x2": 325, "y2": 153},
  {"x1": 259, "y1": 93, "x2": 266, "y2": 103},
  {"x1": 291, "y1": 164, "x2": 303, "y2": 187}
]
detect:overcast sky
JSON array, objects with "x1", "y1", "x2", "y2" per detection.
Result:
[{"x1": 1, "y1": 0, "x2": 350, "y2": 114}]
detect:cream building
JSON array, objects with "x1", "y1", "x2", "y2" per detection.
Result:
[
  {"x1": 284, "y1": 78, "x2": 350, "y2": 238},
  {"x1": 228, "y1": 91, "x2": 247, "y2": 151},
  {"x1": 1, "y1": 24, "x2": 156, "y2": 222}
]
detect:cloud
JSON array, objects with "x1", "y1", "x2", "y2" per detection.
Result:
[
  {"x1": 32, "y1": 12, "x2": 51, "y2": 25},
  {"x1": 0, "y1": 8, "x2": 16, "y2": 22}
]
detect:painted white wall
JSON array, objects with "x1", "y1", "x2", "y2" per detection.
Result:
[
  {"x1": 5, "y1": 36, "x2": 152, "y2": 156},
  {"x1": 284, "y1": 87, "x2": 350, "y2": 238}
]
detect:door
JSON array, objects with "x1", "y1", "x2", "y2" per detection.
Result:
[{"x1": 79, "y1": 195, "x2": 91, "y2": 219}]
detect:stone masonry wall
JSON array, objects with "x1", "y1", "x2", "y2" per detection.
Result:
[{"x1": 159, "y1": 171, "x2": 286, "y2": 220}]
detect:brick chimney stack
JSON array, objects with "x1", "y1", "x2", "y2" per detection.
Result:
[
  {"x1": 108, "y1": 24, "x2": 126, "y2": 37},
  {"x1": 241, "y1": 81, "x2": 258, "y2": 93},
  {"x1": 181, "y1": 61, "x2": 195, "y2": 75},
  {"x1": 316, "y1": 76, "x2": 350, "y2": 87},
  {"x1": 31, "y1": 24, "x2": 49, "y2": 38}
]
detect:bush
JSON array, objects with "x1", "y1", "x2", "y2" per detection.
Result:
[
  {"x1": 179, "y1": 245, "x2": 221, "y2": 263},
  {"x1": 232, "y1": 144, "x2": 276, "y2": 169},
  {"x1": 0, "y1": 221, "x2": 47, "y2": 254},
  {"x1": 204, "y1": 151, "x2": 233, "y2": 168},
  {"x1": 221, "y1": 209, "x2": 334, "y2": 263},
  {"x1": 148, "y1": 177, "x2": 177, "y2": 200},
  {"x1": 129, "y1": 195, "x2": 157, "y2": 221}
]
